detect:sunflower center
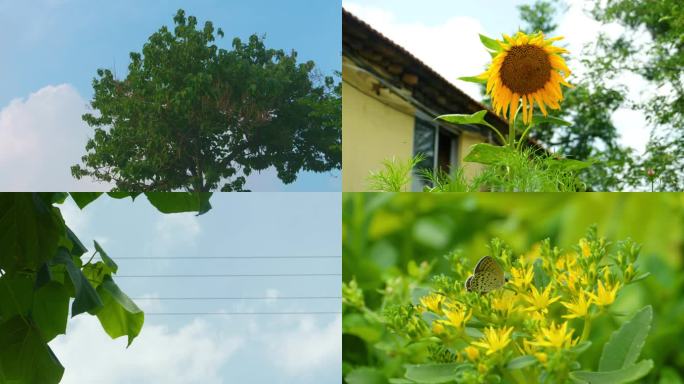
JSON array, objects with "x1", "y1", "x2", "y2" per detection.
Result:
[{"x1": 499, "y1": 44, "x2": 551, "y2": 95}]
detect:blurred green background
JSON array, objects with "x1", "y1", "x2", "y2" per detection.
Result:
[{"x1": 343, "y1": 193, "x2": 684, "y2": 383}]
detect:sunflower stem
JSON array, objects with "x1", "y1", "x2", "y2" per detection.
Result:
[
  {"x1": 508, "y1": 104, "x2": 522, "y2": 148},
  {"x1": 516, "y1": 122, "x2": 535, "y2": 151}
]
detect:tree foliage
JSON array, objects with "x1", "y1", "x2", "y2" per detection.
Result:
[
  {"x1": 0, "y1": 192, "x2": 211, "y2": 383},
  {"x1": 515, "y1": 0, "x2": 635, "y2": 191},
  {"x1": 72, "y1": 9, "x2": 341, "y2": 192},
  {"x1": 587, "y1": 0, "x2": 684, "y2": 190}
]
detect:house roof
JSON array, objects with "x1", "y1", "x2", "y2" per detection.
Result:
[{"x1": 342, "y1": 8, "x2": 509, "y2": 136}]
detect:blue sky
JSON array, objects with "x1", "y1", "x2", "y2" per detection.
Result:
[
  {"x1": 50, "y1": 193, "x2": 341, "y2": 383},
  {"x1": 343, "y1": 0, "x2": 653, "y2": 154},
  {"x1": 0, "y1": 0, "x2": 341, "y2": 191}
]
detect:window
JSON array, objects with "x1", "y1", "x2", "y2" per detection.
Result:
[{"x1": 412, "y1": 118, "x2": 460, "y2": 191}]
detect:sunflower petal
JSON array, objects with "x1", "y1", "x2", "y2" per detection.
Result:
[{"x1": 510, "y1": 93, "x2": 520, "y2": 122}]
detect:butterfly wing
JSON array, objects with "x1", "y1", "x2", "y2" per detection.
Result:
[
  {"x1": 469, "y1": 256, "x2": 505, "y2": 293},
  {"x1": 465, "y1": 275, "x2": 474, "y2": 291}
]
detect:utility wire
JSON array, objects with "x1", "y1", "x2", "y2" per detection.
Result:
[{"x1": 116, "y1": 273, "x2": 341, "y2": 278}]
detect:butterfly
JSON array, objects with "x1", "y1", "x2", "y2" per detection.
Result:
[{"x1": 465, "y1": 256, "x2": 507, "y2": 293}]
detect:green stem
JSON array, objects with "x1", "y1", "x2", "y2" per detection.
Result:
[
  {"x1": 508, "y1": 113, "x2": 515, "y2": 148},
  {"x1": 580, "y1": 314, "x2": 593, "y2": 342},
  {"x1": 508, "y1": 104, "x2": 522, "y2": 147},
  {"x1": 509, "y1": 368, "x2": 529, "y2": 384},
  {"x1": 516, "y1": 123, "x2": 535, "y2": 152},
  {"x1": 487, "y1": 124, "x2": 508, "y2": 146}
]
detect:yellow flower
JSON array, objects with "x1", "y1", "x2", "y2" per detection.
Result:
[
  {"x1": 589, "y1": 280, "x2": 621, "y2": 307},
  {"x1": 477, "y1": 31, "x2": 572, "y2": 124},
  {"x1": 529, "y1": 321, "x2": 577, "y2": 350},
  {"x1": 579, "y1": 238, "x2": 591, "y2": 257},
  {"x1": 535, "y1": 352, "x2": 548, "y2": 364},
  {"x1": 444, "y1": 307, "x2": 472, "y2": 329},
  {"x1": 464, "y1": 345, "x2": 480, "y2": 361},
  {"x1": 491, "y1": 290, "x2": 518, "y2": 316},
  {"x1": 561, "y1": 290, "x2": 591, "y2": 319},
  {"x1": 523, "y1": 284, "x2": 561, "y2": 314},
  {"x1": 432, "y1": 320, "x2": 447, "y2": 335},
  {"x1": 472, "y1": 326, "x2": 514, "y2": 355},
  {"x1": 510, "y1": 264, "x2": 534, "y2": 290},
  {"x1": 420, "y1": 293, "x2": 445, "y2": 315}
]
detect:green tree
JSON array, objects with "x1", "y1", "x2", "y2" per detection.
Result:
[
  {"x1": 516, "y1": 0, "x2": 634, "y2": 191},
  {"x1": 72, "y1": 9, "x2": 341, "y2": 192},
  {"x1": 589, "y1": 0, "x2": 684, "y2": 190},
  {"x1": 0, "y1": 192, "x2": 211, "y2": 383}
]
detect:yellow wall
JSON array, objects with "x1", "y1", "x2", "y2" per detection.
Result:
[
  {"x1": 342, "y1": 81, "x2": 415, "y2": 192},
  {"x1": 459, "y1": 131, "x2": 488, "y2": 180}
]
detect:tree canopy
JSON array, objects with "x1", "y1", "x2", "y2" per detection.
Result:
[
  {"x1": 72, "y1": 9, "x2": 341, "y2": 191},
  {"x1": 510, "y1": 0, "x2": 684, "y2": 191}
]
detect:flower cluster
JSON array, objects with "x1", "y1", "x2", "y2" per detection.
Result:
[{"x1": 410, "y1": 226, "x2": 646, "y2": 383}]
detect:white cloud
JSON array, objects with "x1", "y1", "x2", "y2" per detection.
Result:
[
  {"x1": 51, "y1": 316, "x2": 244, "y2": 384},
  {"x1": 0, "y1": 84, "x2": 111, "y2": 191},
  {"x1": 343, "y1": 2, "x2": 489, "y2": 99},
  {"x1": 259, "y1": 315, "x2": 341, "y2": 377},
  {"x1": 155, "y1": 213, "x2": 201, "y2": 248}
]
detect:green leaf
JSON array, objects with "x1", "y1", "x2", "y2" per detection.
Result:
[
  {"x1": 629, "y1": 272, "x2": 650, "y2": 283},
  {"x1": 436, "y1": 110, "x2": 494, "y2": 129},
  {"x1": 479, "y1": 33, "x2": 502, "y2": 52},
  {"x1": 69, "y1": 192, "x2": 103, "y2": 209},
  {"x1": 107, "y1": 192, "x2": 141, "y2": 200},
  {"x1": 346, "y1": 367, "x2": 389, "y2": 384},
  {"x1": 95, "y1": 276, "x2": 144, "y2": 346},
  {"x1": 599, "y1": 306, "x2": 652, "y2": 371},
  {"x1": 570, "y1": 359, "x2": 653, "y2": 384},
  {"x1": 458, "y1": 76, "x2": 487, "y2": 84},
  {"x1": 547, "y1": 158, "x2": 593, "y2": 171},
  {"x1": 54, "y1": 248, "x2": 103, "y2": 316},
  {"x1": 0, "y1": 275, "x2": 34, "y2": 319},
  {"x1": 32, "y1": 282, "x2": 70, "y2": 342},
  {"x1": 0, "y1": 193, "x2": 62, "y2": 273},
  {"x1": 94, "y1": 240, "x2": 118, "y2": 274},
  {"x1": 507, "y1": 355, "x2": 537, "y2": 370},
  {"x1": 463, "y1": 143, "x2": 510, "y2": 165},
  {"x1": 82, "y1": 262, "x2": 110, "y2": 289},
  {"x1": 343, "y1": 313, "x2": 383, "y2": 342},
  {"x1": 66, "y1": 225, "x2": 88, "y2": 257},
  {"x1": 404, "y1": 363, "x2": 469, "y2": 384},
  {"x1": 531, "y1": 115, "x2": 572, "y2": 127},
  {"x1": 0, "y1": 316, "x2": 64, "y2": 384},
  {"x1": 144, "y1": 192, "x2": 213, "y2": 215},
  {"x1": 570, "y1": 341, "x2": 592, "y2": 355},
  {"x1": 465, "y1": 327, "x2": 484, "y2": 339}
]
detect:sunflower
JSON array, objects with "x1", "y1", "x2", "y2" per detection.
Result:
[{"x1": 477, "y1": 31, "x2": 572, "y2": 125}]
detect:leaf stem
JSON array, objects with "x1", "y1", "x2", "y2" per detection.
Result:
[
  {"x1": 485, "y1": 122, "x2": 507, "y2": 146},
  {"x1": 516, "y1": 122, "x2": 535, "y2": 151}
]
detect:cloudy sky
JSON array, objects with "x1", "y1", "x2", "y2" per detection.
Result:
[
  {"x1": 50, "y1": 193, "x2": 341, "y2": 383},
  {"x1": 343, "y1": 0, "x2": 653, "y2": 154},
  {"x1": 0, "y1": 0, "x2": 341, "y2": 191}
]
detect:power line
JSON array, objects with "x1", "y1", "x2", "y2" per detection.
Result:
[
  {"x1": 146, "y1": 311, "x2": 341, "y2": 316},
  {"x1": 94, "y1": 256, "x2": 341, "y2": 260},
  {"x1": 117, "y1": 273, "x2": 341, "y2": 278},
  {"x1": 131, "y1": 296, "x2": 341, "y2": 300}
]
